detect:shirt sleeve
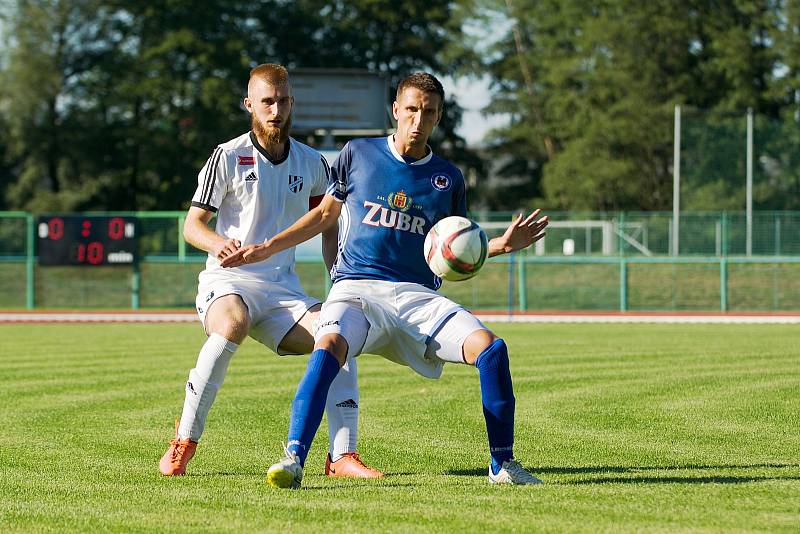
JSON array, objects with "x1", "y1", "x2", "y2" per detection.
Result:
[
  {"x1": 325, "y1": 142, "x2": 351, "y2": 202},
  {"x1": 311, "y1": 153, "x2": 331, "y2": 198},
  {"x1": 191, "y1": 147, "x2": 228, "y2": 212}
]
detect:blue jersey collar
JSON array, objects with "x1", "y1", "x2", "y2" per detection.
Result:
[{"x1": 387, "y1": 135, "x2": 434, "y2": 165}]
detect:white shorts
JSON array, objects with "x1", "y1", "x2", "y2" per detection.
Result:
[
  {"x1": 315, "y1": 280, "x2": 487, "y2": 379},
  {"x1": 196, "y1": 270, "x2": 318, "y2": 355}
]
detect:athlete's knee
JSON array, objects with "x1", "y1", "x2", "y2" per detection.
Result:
[
  {"x1": 462, "y1": 329, "x2": 500, "y2": 365},
  {"x1": 210, "y1": 319, "x2": 249, "y2": 344},
  {"x1": 206, "y1": 298, "x2": 250, "y2": 343},
  {"x1": 315, "y1": 333, "x2": 348, "y2": 367}
]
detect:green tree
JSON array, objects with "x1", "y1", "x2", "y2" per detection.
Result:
[
  {"x1": 0, "y1": 0, "x2": 473, "y2": 212},
  {"x1": 244, "y1": 0, "x2": 476, "y2": 175},
  {"x1": 761, "y1": 0, "x2": 800, "y2": 208},
  {"x1": 1, "y1": 0, "x2": 112, "y2": 211},
  {"x1": 0, "y1": 0, "x2": 253, "y2": 211},
  {"x1": 456, "y1": 0, "x2": 796, "y2": 211}
]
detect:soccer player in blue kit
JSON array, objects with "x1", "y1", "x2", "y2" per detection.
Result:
[{"x1": 222, "y1": 72, "x2": 549, "y2": 488}]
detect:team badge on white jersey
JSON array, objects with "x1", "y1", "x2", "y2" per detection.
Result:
[{"x1": 289, "y1": 174, "x2": 303, "y2": 193}]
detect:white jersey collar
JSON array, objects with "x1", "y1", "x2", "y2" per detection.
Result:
[{"x1": 386, "y1": 135, "x2": 434, "y2": 165}]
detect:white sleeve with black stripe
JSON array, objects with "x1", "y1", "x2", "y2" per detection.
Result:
[
  {"x1": 311, "y1": 154, "x2": 331, "y2": 197},
  {"x1": 191, "y1": 146, "x2": 227, "y2": 212}
]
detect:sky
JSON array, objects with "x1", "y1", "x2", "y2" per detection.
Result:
[{"x1": 442, "y1": 75, "x2": 510, "y2": 147}]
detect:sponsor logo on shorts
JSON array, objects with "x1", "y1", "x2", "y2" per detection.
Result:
[
  {"x1": 335, "y1": 398, "x2": 358, "y2": 409},
  {"x1": 187, "y1": 381, "x2": 197, "y2": 395},
  {"x1": 318, "y1": 320, "x2": 340, "y2": 329}
]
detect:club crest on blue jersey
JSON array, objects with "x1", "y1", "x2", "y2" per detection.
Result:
[
  {"x1": 288, "y1": 175, "x2": 303, "y2": 193},
  {"x1": 387, "y1": 190, "x2": 412, "y2": 212},
  {"x1": 431, "y1": 173, "x2": 451, "y2": 191}
]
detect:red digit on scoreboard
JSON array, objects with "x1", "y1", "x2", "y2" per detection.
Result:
[
  {"x1": 87, "y1": 242, "x2": 104, "y2": 265},
  {"x1": 48, "y1": 217, "x2": 64, "y2": 240},
  {"x1": 108, "y1": 217, "x2": 125, "y2": 240}
]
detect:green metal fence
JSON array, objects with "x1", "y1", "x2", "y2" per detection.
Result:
[{"x1": 1, "y1": 211, "x2": 799, "y2": 311}]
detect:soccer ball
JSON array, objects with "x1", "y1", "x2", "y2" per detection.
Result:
[{"x1": 424, "y1": 216, "x2": 488, "y2": 281}]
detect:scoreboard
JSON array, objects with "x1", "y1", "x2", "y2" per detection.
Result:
[{"x1": 37, "y1": 215, "x2": 138, "y2": 266}]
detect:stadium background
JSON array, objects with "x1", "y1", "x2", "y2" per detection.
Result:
[
  {"x1": 2, "y1": 4, "x2": 799, "y2": 532},
  {"x1": 1, "y1": 2, "x2": 799, "y2": 312},
  {"x1": 1, "y1": 209, "x2": 799, "y2": 312}
]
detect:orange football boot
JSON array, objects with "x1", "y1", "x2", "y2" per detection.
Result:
[
  {"x1": 159, "y1": 420, "x2": 197, "y2": 476},
  {"x1": 325, "y1": 452, "x2": 384, "y2": 478}
]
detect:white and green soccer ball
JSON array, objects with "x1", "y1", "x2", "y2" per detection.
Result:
[{"x1": 423, "y1": 216, "x2": 488, "y2": 282}]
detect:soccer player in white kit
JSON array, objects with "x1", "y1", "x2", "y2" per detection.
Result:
[
  {"x1": 222, "y1": 72, "x2": 549, "y2": 487},
  {"x1": 159, "y1": 64, "x2": 382, "y2": 479}
]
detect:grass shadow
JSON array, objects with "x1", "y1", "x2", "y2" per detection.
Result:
[
  {"x1": 566, "y1": 474, "x2": 800, "y2": 485},
  {"x1": 447, "y1": 463, "x2": 800, "y2": 485}
]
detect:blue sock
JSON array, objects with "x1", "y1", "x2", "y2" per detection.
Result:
[
  {"x1": 475, "y1": 339, "x2": 515, "y2": 475},
  {"x1": 286, "y1": 349, "x2": 341, "y2": 465}
]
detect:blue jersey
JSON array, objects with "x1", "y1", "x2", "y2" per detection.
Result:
[{"x1": 327, "y1": 136, "x2": 467, "y2": 290}]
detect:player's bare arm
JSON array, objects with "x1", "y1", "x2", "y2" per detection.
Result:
[
  {"x1": 221, "y1": 194, "x2": 342, "y2": 268},
  {"x1": 488, "y1": 209, "x2": 549, "y2": 257},
  {"x1": 183, "y1": 206, "x2": 241, "y2": 260},
  {"x1": 321, "y1": 222, "x2": 339, "y2": 272}
]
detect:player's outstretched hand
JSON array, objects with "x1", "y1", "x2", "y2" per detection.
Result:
[
  {"x1": 495, "y1": 209, "x2": 548, "y2": 254},
  {"x1": 213, "y1": 238, "x2": 241, "y2": 261},
  {"x1": 220, "y1": 243, "x2": 271, "y2": 268}
]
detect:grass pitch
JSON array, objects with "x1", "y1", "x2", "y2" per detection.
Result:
[{"x1": 1, "y1": 322, "x2": 798, "y2": 532}]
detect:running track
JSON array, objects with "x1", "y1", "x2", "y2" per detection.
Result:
[{"x1": 1, "y1": 311, "x2": 799, "y2": 324}]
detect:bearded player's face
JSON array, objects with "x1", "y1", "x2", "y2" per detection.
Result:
[{"x1": 245, "y1": 78, "x2": 293, "y2": 145}]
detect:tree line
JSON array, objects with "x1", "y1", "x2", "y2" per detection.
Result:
[
  {"x1": 1, "y1": 0, "x2": 798, "y2": 213},
  {"x1": 461, "y1": 0, "x2": 800, "y2": 211}
]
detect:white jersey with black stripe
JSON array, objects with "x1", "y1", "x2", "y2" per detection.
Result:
[{"x1": 191, "y1": 131, "x2": 330, "y2": 282}]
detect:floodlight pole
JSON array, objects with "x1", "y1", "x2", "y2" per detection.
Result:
[
  {"x1": 673, "y1": 105, "x2": 681, "y2": 256},
  {"x1": 746, "y1": 108, "x2": 753, "y2": 256}
]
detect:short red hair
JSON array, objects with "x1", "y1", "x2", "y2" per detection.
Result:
[{"x1": 249, "y1": 63, "x2": 289, "y2": 86}]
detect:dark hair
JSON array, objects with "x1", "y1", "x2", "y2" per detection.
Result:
[{"x1": 396, "y1": 72, "x2": 445, "y2": 107}]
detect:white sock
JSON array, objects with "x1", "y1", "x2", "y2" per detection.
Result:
[
  {"x1": 325, "y1": 356, "x2": 359, "y2": 461},
  {"x1": 178, "y1": 333, "x2": 238, "y2": 441}
]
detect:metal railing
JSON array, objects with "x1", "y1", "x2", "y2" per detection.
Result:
[{"x1": 1, "y1": 211, "x2": 798, "y2": 311}]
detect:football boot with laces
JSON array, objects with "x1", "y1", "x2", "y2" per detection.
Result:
[
  {"x1": 159, "y1": 420, "x2": 197, "y2": 476},
  {"x1": 488, "y1": 459, "x2": 543, "y2": 485},
  {"x1": 325, "y1": 452, "x2": 384, "y2": 478}
]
